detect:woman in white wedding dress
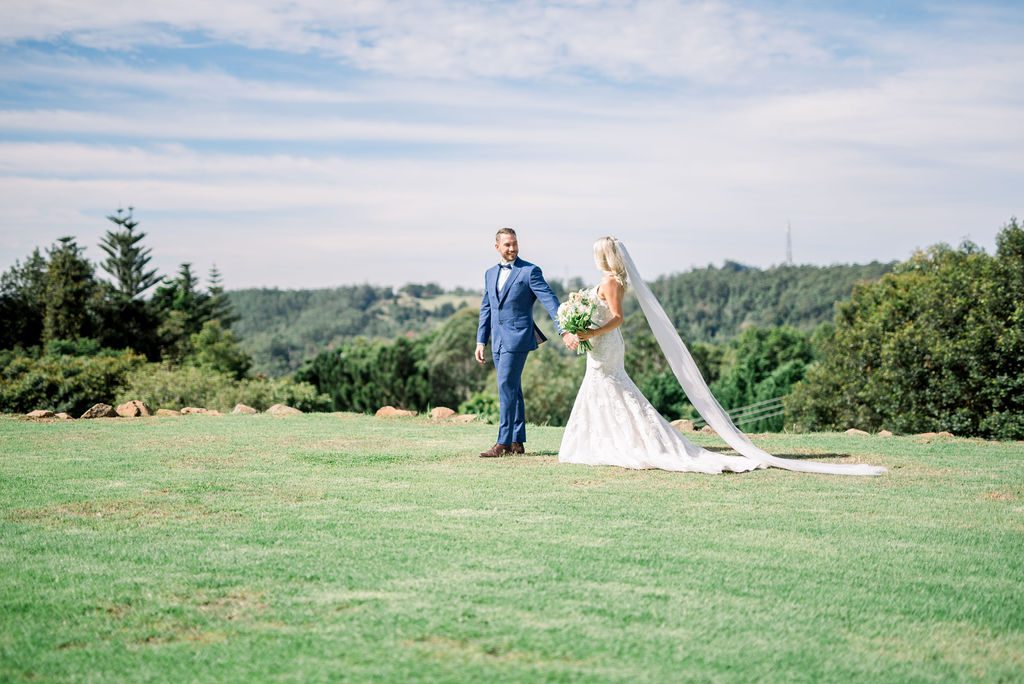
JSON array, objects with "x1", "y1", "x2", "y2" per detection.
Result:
[{"x1": 558, "y1": 237, "x2": 885, "y2": 477}]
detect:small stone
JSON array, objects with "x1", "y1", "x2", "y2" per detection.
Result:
[
  {"x1": 232, "y1": 403, "x2": 258, "y2": 415},
  {"x1": 181, "y1": 407, "x2": 209, "y2": 415},
  {"x1": 671, "y1": 419, "x2": 695, "y2": 433},
  {"x1": 116, "y1": 400, "x2": 152, "y2": 418},
  {"x1": 155, "y1": 409, "x2": 180, "y2": 417},
  {"x1": 699, "y1": 424, "x2": 715, "y2": 434},
  {"x1": 375, "y1": 406, "x2": 416, "y2": 418},
  {"x1": 430, "y1": 407, "x2": 456, "y2": 421},
  {"x1": 26, "y1": 409, "x2": 54, "y2": 419},
  {"x1": 450, "y1": 414, "x2": 478, "y2": 424},
  {"x1": 878, "y1": 430, "x2": 894, "y2": 437},
  {"x1": 266, "y1": 404, "x2": 302, "y2": 416},
  {"x1": 54, "y1": 412, "x2": 72, "y2": 420},
  {"x1": 845, "y1": 428, "x2": 870, "y2": 436},
  {"x1": 205, "y1": 409, "x2": 223, "y2": 416},
  {"x1": 935, "y1": 431, "x2": 954, "y2": 438},
  {"x1": 80, "y1": 403, "x2": 117, "y2": 419}
]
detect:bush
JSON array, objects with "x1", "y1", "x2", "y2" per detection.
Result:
[
  {"x1": 0, "y1": 349, "x2": 145, "y2": 415},
  {"x1": 786, "y1": 219, "x2": 1024, "y2": 438},
  {"x1": 458, "y1": 391, "x2": 499, "y2": 424},
  {"x1": 116, "y1": 364, "x2": 330, "y2": 412}
]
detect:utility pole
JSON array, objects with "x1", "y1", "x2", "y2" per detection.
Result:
[{"x1": 786, "y1": 222, "x2": 793, "y2": 266}]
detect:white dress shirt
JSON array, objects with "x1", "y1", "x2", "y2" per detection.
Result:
[{"x1": 497, "y1": 260, "x2": 515, "y2": 291}]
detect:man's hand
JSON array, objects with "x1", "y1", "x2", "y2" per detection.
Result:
[
  {"x1": 475, "y1": 343, "x2": 487, "y2": 365},
  {"x1": 562, "y1": 332, "x2": 579, "y2": 352}
]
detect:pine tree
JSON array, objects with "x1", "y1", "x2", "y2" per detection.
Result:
[
  {"x1": 100, "y1": 207, "x2": 160, "y2": 300},
  {"x1": 206, "y1": 264, "x2": 239, "y2": 328},
  {"x1": 43, "y1": 237, "x2": 97, "y2": 343},
  {"x1": 152, "y1": 263, "x2": 211, "y2": 361}
]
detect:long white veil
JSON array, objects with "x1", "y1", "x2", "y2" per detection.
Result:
[{"x1": 616, "y1": 241, "x2": 886, "y2": 476}]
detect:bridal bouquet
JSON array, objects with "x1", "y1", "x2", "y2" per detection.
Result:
[{"x1": 557, "y1": 289, "x2": 598, "y2": 355}]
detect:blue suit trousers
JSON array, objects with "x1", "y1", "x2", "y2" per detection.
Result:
[{"x1": 493, "y1": 345, "x2": 528, "y2": 445}]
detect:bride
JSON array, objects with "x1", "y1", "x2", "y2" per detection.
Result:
[{"x1": 558, "y1": 237, "x2": 885, "y2": 476}]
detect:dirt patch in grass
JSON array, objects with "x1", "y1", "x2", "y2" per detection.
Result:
[
  {"x1": 982, "y1": 490, "x2": 1018, "y2": 501},
  {"x1": 6, "y1": 498, "x2": 241, "y2": 527},
  {"x1": 407, "y1": 634, "x2": 589, "y2": 668},
  {"x1": 195, "y1": 589, "x2": 268, "y2": 621},
  {"x1": 135, "y1": 626, "x2": 229, "y2": 647}
]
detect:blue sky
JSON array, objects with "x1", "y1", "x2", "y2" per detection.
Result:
[{"x1": 1, "y1": 0, "x2": 1022, "y2": 289}]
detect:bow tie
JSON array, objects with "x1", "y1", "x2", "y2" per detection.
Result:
[{"x1": 498, "y1": 264, "x2": 513, "y2": 270}]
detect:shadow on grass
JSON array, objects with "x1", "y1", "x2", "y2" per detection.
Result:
[
  {"x1": 520, "y1": 447, "x2": 853, "y2": 460},
  {"x1": 701, "y1": 445, "x2": 853, "y2": 460}
]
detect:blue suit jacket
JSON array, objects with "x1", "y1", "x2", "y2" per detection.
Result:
[{"x1": 477, "y1": 258, "x2": 563, "y2": 352}]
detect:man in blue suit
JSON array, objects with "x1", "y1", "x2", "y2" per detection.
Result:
[{"x1": 476, "y1": 228, "x2": 579, "y2": 458}]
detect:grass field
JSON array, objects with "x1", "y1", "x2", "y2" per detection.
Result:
[{"x1": 1, "y1": 413, "x2": 1022, "y2": 682}]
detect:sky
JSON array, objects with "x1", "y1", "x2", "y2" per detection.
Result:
[{"x1": 0, "y1": 0, "x2": 1022, "y2": 291}]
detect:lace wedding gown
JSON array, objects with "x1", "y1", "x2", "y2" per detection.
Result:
[
  {"x1": 558, "y1": 243, "x2": 886, "y2": 477},
  {"x1": 559, "y1": 287, "x2": 765, "y2": 474}
]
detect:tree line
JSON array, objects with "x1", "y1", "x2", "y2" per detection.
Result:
[
  {"x1": 295, "y1": 219, "x2": 1024, "y2": 439},
  {"x1": 0, "y1": 209, "x2": 326, "y2": 415}
]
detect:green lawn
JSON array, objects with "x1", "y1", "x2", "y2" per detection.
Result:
[{"x1": 1, "y1": 414, "x2": 1022, "y2": 682}]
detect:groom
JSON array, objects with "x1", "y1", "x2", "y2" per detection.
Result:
[{"x1": 476, "y1": 228, "x2": 578, "y2": 457}]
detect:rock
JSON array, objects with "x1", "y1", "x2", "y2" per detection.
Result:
[
  {"x1": 26, "y1": 409, "x2": 54, "y2": 419},
  {"x1": 917, "y1": 431, "x2": 954, "y2": 440},
  {"x1": 155, "y1": 409, "x2": 180, "y2": 417},
  {"x1": 699, "y1": 424, "x2": 715, "y2": 434},
  {"x1": 54, "y1": 412, "x2": 72, "y2": 420},
  {"x1": 375, "y1": 406, "x2": 416, "y2": 418},
  {"x1": 935, "y1": 431, "x2": 954, "y2": 438},
  {"x1": 878, "y1": 430, "x2": 894, "y2": 437},
  {"x1": 232, "y1": 403, "x2": 258, "y2": 415},
  {"x1": 845, "y1": 428, "x2": 870, "y2": 436},
  {"x1": 181, "y1": 407, "x2": 209, "y2": 415},
  {"x1": 670, "y1": 419, "x2": 695, "y2": 433},
  {"x1": 266, "y1": 404, "x2": 302, "y2": 416},
  {"x1": 80, "y1": 403, "x2": 117, "y2": 419},
  {"x1": 451, "y1": 414, "x2": 478, "y2": 424},
  {"x1": 116, "y1": 400, "x2": 151, "y2": 418},
  {"x1": 205, "y1": 410, "x2": 223, "y2": 416},
  {"x1": 430, "y1": 406, "x2": 456, "y2": 421}
]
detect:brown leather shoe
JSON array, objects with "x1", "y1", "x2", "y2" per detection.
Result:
[
  {"x1": 510, "y1": 442, "x2": 525, "y2": 454},
  {"x1": 479, "y1": 443, "x2": 511, "y2": 458}
]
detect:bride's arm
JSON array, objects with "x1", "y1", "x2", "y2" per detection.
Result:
[{"x1": 579, "y1": 278, "x2": 624, "y2": 341}]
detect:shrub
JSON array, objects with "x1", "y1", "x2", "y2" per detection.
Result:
[
  {"x1": 786, "y1": 219, "x2": 1024, "y2": 438},
  {"x1": 116, "y1": 364, "x2": 330, "y2": 412},
  {"x1": 0, "y1": 349, "x2": 145, "y2": 415}
]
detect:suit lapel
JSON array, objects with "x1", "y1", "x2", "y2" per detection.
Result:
[{"x1": 498, "y1": 260, "x2": 524, "y2": 305}]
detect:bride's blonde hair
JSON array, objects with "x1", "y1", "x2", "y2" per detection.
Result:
[{"x1": 593, "y1": 236, "x2": 628, "y2": 289}]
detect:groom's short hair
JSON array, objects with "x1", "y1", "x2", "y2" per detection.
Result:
[{"x1": 496, "y1": 227, "x2": 517, "y2": 242}]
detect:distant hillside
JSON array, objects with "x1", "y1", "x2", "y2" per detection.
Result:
[
  {"x1": 229, "y1": 284, "x2": 478, "y2": 377},
  {"x1": 649, "y1": 261, "x2": 895, "y2": 342},
  {"x1": 230, "y1": 262, "x2": 894, "y2": 377}
]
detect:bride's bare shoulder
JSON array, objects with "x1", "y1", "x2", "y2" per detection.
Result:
[{"x1": 599, "y1": 274, "x2": 623, "y2": 291}]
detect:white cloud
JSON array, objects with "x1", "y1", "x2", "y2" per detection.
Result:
[
  {"x1": 0, "y1": 0, "x2": 828, "y2": 83},
  {"x1": 0, "y1": 1, "x2": 1021, "y2": 288}
]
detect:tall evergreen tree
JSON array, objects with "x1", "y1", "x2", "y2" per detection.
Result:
[
  {"x1": 43, "y1": 237, "x2": 97, "y2": 343},
  {"x1": 206, "y1": 264, "x2": 238, "y2": 328},
  {"x1": 93, "y1": 207, "x2": 163, "y2": 358},
  {"x1": 99, "y1": 207, "x2": 161, "y2": 299},
  {"x1": 152, "y1": 263, "x2": 212, "y2": 361},
  {"x1": 0, "y1": 248, "x2": 48, "y2": 349}
]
